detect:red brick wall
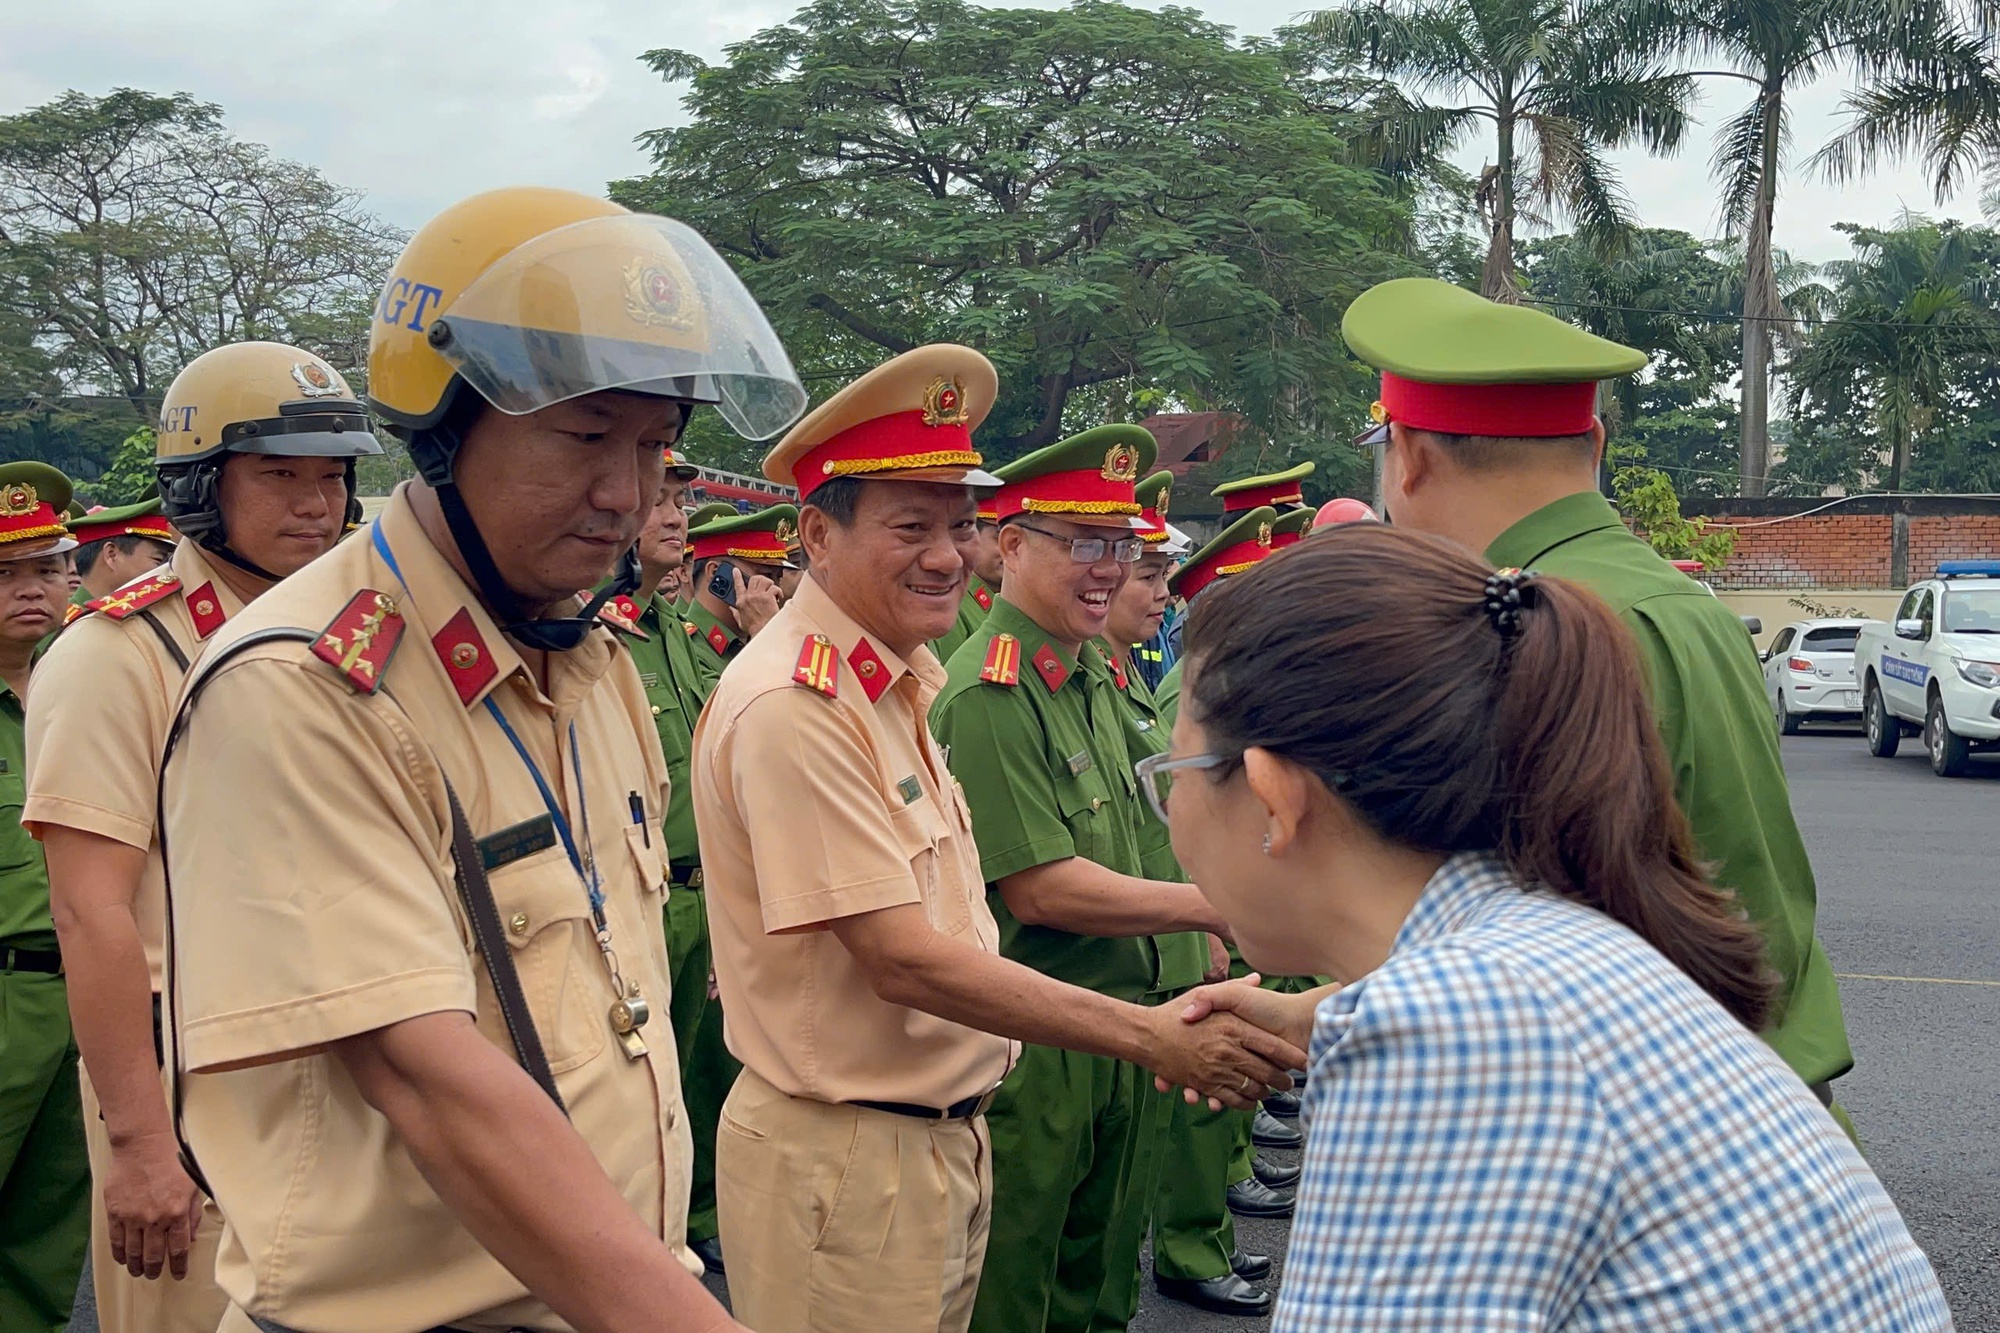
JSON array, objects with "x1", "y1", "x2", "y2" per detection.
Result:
[{"x1": 1701, "y1": 512, "x2": 2000, "y2": 589}]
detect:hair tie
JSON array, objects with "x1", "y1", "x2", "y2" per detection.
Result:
[{"x1": 1482, "y1": 567, "x2": 1539, "y2": 638}]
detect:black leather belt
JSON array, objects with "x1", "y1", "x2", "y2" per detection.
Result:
[
  {"x1": 851, "y1": 1088, "x2": 997, "y2": 1121},
  {"x1": 669, "y1": 864, "x2": 704, "y2": 889},
  {"x1": 1, "y1": 945, "x2": 62, "y2": 975}
]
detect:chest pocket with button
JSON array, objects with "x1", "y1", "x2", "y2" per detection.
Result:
[
  {"x1": 1053, "y1": 765, "x2": 1116, "y2": 867},
  {"x1": 889, "y1": 796, "x2": 967, "y2": 935},
  {"x1": 491, "y1": 848, "x2": 607, "y2": 1074}
]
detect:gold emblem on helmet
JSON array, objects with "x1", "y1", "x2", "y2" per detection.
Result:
[
  {"x1": 1257, "y1": 522, "x2": 1273, "y2": 548},
  {"x1": 922, "y1": 377, "x2": 972, "y2": 428},
  {"x1": 1101, "y1": 443, "x2": 1140, "y2": 483},
  {"x1": 624, "y1": 259, "x2": 695, "y2": 331},
  {"x1": 0, "y1": 484, "x2": 39, "y2": 517},
  {"x1": 291, "y1": 360, "x2": 341, "y2": 398}
]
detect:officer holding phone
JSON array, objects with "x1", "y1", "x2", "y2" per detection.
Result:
[{"x1": 685, "y1": 505, "x2": 795, "y2": 684}]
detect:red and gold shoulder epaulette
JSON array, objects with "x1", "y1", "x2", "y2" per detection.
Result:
[
  {"x1": 61, "y1": 601, "x2": 89, "y2": 628},
  {"x1": 85, "y1": 572, "x2": 181, "y2": 621},
  {"x1": 972, "y1": 584, "x2": 994, "y2": 612},
  {"x1": 310, "y1": 589, "x2": 406, "y2": 694},
  {"x1": 793, "y1": 633, "x2": 839, "y2": 698},
  {"x1": 980, "y1": 632, "x2": 1021, "y2": 687},
  {"x1": 596, "y1": 595, "x2": 647, "y2": 638}
]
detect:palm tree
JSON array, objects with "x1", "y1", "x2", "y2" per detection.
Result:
[
  {"x1": 1680, "y1": 0, "x2": 1999, "y2": 496},
  {"x1": 1307, "y1": 0, "x2": 1695, "y2": 302},
  {"x1": 1787, "y1": 215, "x2": 2000, "y2": 491}
]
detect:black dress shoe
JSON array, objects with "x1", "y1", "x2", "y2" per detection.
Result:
[
  {"x1": 1253, "y1": 1154, "x2": 1302, "y2": 1189},
  {"x1": 1226, "y1": 1177, "x2": 1295, "y2": 1219},
  {"x1": 1262, "y1": 1088, "x2": 1301, "y2": 1119},
  {"x1": 1155, "y1": 1273, "x2": 1274, "y2": 1316},
  {"x1": 1231, "y1": 1248, "x2": 1273, "y2": 1281},
  {"x1": 1252, "y1": 1107, "x2": 1302, "y2": 1149},
  {"x1": 689, "y1": 1235, "x2": 725, "y2": 1275}
]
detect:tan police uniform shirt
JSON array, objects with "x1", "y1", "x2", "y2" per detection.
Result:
[
  {"x1": 692, "y1": 575, "x2": 1016, "y2": 1109},
  {"x1": 163, "y1": 486, "x2": 691, "y2": 1333},
  {"x1": 24, "y1": 541, "x2": 247, "y2": 988}
]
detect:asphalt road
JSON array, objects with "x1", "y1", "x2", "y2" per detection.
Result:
[{"x1": 66, "y1": 727, "x2": 1998, "y2": 1332}]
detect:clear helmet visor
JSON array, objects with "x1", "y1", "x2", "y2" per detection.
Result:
[{"x1": 430, "y1": 213, "x2": 808, "y2": 441}]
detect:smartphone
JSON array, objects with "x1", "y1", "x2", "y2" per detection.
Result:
[{"x1": 708, "y1": 563, "x2": 738, "y2": 607}]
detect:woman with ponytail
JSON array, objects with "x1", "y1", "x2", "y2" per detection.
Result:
[{"x1": 1142, "y1": 524, "x2": 1950, "y2": 1331}]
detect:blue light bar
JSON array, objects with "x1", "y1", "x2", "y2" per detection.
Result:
[{"x1": 1937, "y1": 560, "x2": 2000, "y2": 578}]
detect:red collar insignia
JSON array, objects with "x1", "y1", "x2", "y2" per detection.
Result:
[
  {"x1": 434, "y1": 607, "x2": 498, "y2": 706},
  {"x1": 186, "y1": 581, "x2": 227, "y2": 640}
]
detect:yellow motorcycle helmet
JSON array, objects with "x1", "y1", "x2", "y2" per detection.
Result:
[
  {"x1": 367, "y1": 186, "x2": 806, "y2": 442},
  {"x1": 366, "y1": 186, "x2": 806, "y2": 650},
  {"x1": 154, "y1": 342, "x2": 380, "y2": 575}
]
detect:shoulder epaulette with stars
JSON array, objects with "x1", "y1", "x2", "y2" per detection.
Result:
[
  {"x1": 980, "y1": 632, "x2": 1021, "y2": 687},
  {"x1": 310, "y1": 589, "x2": 406, "y2": 694},
  {"x1": 596, "y1": 595, "x2": 647, "y2": 638},
  {"x1": 84, "y1": 571, "x2": 181, "y2": 621},
  {"x1": 61, "y1": 601, "x2": 88, "y2": 628},
  {"x1": 794, "y1": 634, "x2": 839, "y2": 698}
]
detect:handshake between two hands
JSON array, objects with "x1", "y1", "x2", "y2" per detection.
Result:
[{"x1": 1140, "y1": 974, "x2": 1324, "y2": 1113}]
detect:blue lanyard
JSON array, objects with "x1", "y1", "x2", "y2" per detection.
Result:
[
  {"x1": 374, "y1": 520, "x2": 607, "y2": 926},
  {"x1": 483, "y1": 700, "x2": 605, "y2": 924}
]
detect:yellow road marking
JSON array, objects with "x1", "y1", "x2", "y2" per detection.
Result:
[{"x1": 1837, "y1": 972, "x2": 2000, "y2": 988}]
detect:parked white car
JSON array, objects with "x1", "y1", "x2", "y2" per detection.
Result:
[
  {"x1": 1854, "y1": 562, "x2": 2000, "y2": 776},
  {"x1": 1761, "y1": 619, "x2": 1870, "y2": 734}
]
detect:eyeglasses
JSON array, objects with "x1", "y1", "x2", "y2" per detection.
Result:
[
  {"x1": 1134, "y1": 750, "x2": 1231, "y2": 823},
  {"x1": 1015, "y1": 522, "x2": 1143, "y2": 565}
]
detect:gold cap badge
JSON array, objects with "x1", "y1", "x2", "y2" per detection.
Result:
[
  {"x1": 0, "y1": 484, "x2": 38, "y2": 517},
  {"x1": 1257, "y1": 522, "x2": 1273, "y2": 548},
  {"x1": 922, "y1": 376, "x2": 972, "y2": 428},
  {"x1": 1101, "y1": 443, "x2": 1140, "y2": 483}
]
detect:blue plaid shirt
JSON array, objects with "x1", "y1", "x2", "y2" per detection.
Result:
[{"x1": 1276, "y1": 853, "x2": 1951, "y2": 1332}]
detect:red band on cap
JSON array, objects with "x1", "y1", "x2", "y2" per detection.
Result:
[
  {"x1": 69, "y1": 514, "x2": 174, "y2": 546},
  {"x1": 1269, "y1": 530, "x2": 1303, "y2": 550},
  {"x1": 1381, "y1": 371, "x2": 1599, "y2": 438},
  {"x1": 691, "y1": 531, "x2": 789, "y2": 562},
  {"x1": 1177, "y1": 538, "x2": 1270, "y2": 599},
  {"x1": 794, "y1": 411, "x2": 978, "y2": 499},
  {"x1": 993, "y1": 471, "x2": 1140, "y2": 521},
  {"x1": 1220, "y1": 485, "x2": 1303, "y2": 513}
]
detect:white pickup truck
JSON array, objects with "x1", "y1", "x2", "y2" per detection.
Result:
[{"x1": 1856, "y1": 561, "x2": 2000, "y2": 776}]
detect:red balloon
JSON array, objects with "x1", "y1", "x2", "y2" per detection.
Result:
[{"x1": 1314, "y1": 497, "x2": 1378, "y2": 526}]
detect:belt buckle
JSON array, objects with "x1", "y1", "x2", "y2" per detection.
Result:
[
  {"x1": 970, "y1": 1087, "x2": 997, "y2": 1118},
  {"x1": 689, "y1": 867, "x2": 703, "y2": 890}
]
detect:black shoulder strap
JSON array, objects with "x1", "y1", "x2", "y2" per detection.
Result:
[
  {"x1": 156, "y1": 627, "x2": 567, "y2": 1197},
  {"x1": 134, "y1": 607, "x2": 191, "y2": 673}
]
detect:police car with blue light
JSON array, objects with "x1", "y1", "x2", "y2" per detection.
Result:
[{"x1": 1854, "y1": 561, "x2": 2000, "y2": 776}]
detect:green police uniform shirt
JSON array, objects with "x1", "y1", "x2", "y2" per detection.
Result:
[
  {"x1": 930, "y1": 577, "x2": 994, "y2": 664},
  {"x1": 933, "y1": 598, "x2": 1159, "y2": 1002},
  {"x1": 684, "y1": 601, "x2": 744, "y2": 687},
  {"x1": 1487, "y1": 490, "x2": 1852, "y2": 1086},
  {"x1": 1155, "y1": 658, "x2": 1183, "y2": 726},
  {"x1": 619, "y1": 593, "x2": 713, "y2": 870},
  {"x1": 0, "y1": 680, "x2": 52, "y2": 944},
  {"x1": 1100, "y1": 649, "x2": 1207, "y2": 994}
]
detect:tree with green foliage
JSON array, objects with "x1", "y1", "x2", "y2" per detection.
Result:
[
  {"x1": 1785, "y1": 215, "x2": 2000, "y2": 492},
  {"x1": 614, "y1": 0, "x2": 1415, "y2": 472},
  {"x1": 1611, "y1": 456, "x2": 1737, "y2": 568},
  {"x1": 77, "y1": 427, "x2": 158, "y2": 506},
  {"x1": 1676, "y1": 0, "x2": 1998, "y2": 496},
  {"x1": 0, "y1": 89, "x2": 402, "y2": 429},
  {"x1": 1305, "y1": 0, "x2": 1694, "y2": 302}
]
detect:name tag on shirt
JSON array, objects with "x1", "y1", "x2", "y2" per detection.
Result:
[
  {"x1": 478, "y1": 813, "x2": 559, "y2": 872},
  {"x1": 1067, "y1": 751, "x2": 1093, "y2": 776},
  {"x1": 896, "y1": 775, "x2": 922, "y2": 805},
  {"x1": 638, "y1": 671, "x2": 660, "y2": 689}
]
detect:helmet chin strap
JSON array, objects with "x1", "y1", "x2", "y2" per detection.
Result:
[
  {"x1": 204, "y1": 538, "x2": 286, "y2": 586},
  {"x1": 414, "y1": 408, "x2": 637, "y2": 654}
]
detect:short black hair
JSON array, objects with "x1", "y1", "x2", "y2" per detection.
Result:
[{"x1": 804, "y1": 475, "x2": 864, "y2": 527}]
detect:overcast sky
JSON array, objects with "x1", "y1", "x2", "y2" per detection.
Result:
[{"x1": 3, "y1": 0, "x2": 1983, "y2": 263}]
